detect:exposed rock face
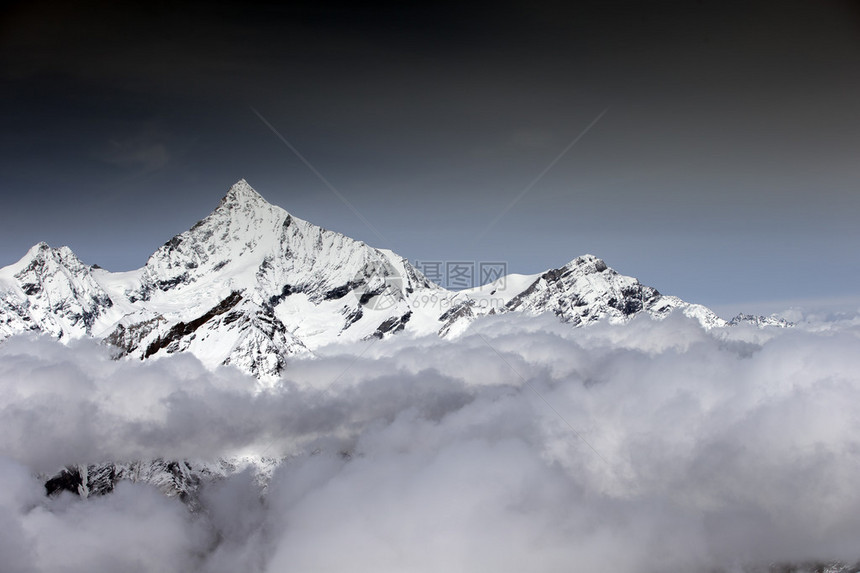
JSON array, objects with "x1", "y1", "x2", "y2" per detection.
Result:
[
  {"x1": 370, "y1": 311, "x2": 413, "y2": 339},
  {"x1": 0, "y1": 243, "x2": 114, "y2": 340},
  {"x1": 43, "y1": 458, "x2": 275, "y2": 510},
  {"x1": 143, "y1": 291, "x2": 245, "y2": 358},
  {"x1": 44, "y1": 460, "x2": 206, "y2": 505},
  {"x1": 504, "y1": 256, "x2": 665, "y2": 324}
]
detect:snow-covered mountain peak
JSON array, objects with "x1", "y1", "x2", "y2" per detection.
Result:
[
  {"x1": 561, "y1": 254, "x2": 609, "y2": 275},
  {"x1": 4, "y1": 241, "x2": 91, "y2": 281},
  {"x1": 207, "y1": 179, "x2": 286, "y2": 234},
  {"x1": 133, "y1": 180, "x2": 426, "y2": 304},
  {"x1": 218, "y1": 178, "x2": 273, "y2": 211},
  {"x1": 135, "y1": 180, "x2": 290, "y2": 298},
  {"x1": 0, "y1": 240, "x2": 113, "y2": 340},
  {"x1": 27, "y1": 241, "x2": 52, "y2": 257}
]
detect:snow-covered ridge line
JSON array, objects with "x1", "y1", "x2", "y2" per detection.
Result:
[{"x1": 0, "y1": 179, "x2": 790, "y2": 379}]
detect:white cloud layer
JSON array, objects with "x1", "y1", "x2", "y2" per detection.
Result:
[{"x1": 1, "y1": 309, "x2": 860, "y2": 572}]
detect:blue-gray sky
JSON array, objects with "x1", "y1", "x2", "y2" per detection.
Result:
[{"x1": 1, "y1": 0, "x2": 859, "y2": 315}]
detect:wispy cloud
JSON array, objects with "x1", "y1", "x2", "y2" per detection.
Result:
[{"x1": 94, "y1": 129, "x2": 171, "y2": 175}]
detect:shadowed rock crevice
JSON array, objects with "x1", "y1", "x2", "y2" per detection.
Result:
[
  {"x1": 370, "y1": 311, "x2": 412, "y2": 339},
  {"x1": 105, "y1": 315, "x2": 167, "y2": 357},
  {"x1": 44, "y1": 460, "x2": 217, "y2": 509},
  {"x1": 324, "y1": 281, "x2": 362, "y2": 301},
  {"x1": 143, "y1": 291, "x2": 243, "y2": 358}
]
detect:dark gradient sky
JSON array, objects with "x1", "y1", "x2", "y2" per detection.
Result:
[{"x1": 2, "y1": 0, "x2": 859, "y2": 314}]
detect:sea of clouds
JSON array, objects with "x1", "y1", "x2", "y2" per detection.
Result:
[{"x1": 1, "y1": 307, "x2": 860, "y2": 573}]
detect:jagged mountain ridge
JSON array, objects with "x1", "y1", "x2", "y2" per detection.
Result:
[
  {"x1": 0, "y1": 179, "x2": 784, "y2": 380},
  {"x1": 42, "y1": 456, "x2": 281, "y2": 509},
  {"x1": 0, "y1": 180, "x2": 440, "y2": 380}
]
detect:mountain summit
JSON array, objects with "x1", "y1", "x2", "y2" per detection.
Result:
[
  {"x1": 0, "y1": 179, "x2": 776, "y2": 380},
  {"x1": 221, "y1": 178, "x2": 267, "y2": 205}
]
